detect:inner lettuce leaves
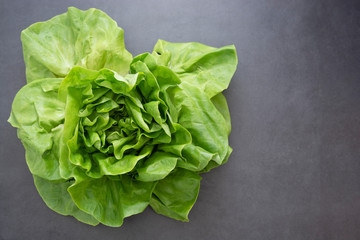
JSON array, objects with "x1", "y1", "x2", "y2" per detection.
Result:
[{"x1": 8, "y1": 7, "x2": 237, "y2": 227}]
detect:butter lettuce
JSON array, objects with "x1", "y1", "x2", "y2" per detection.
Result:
[{"x1": 9, "y1": 7, "x2": 237, "y2": 227}]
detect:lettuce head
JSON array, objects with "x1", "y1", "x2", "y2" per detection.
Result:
[{"x1": 8, "y1": 7, "x2": 237, "y2": 227}]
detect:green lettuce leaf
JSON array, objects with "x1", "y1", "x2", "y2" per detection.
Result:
[
  {"x1": 152, "y1": 39, "x2": 237, "y2": 98},
  {"x1": 68, "y1": 174, "x2": 156, "y2": 227},
  {"x1": 136, "y1": 152, "x2": 178, "y2": 182},
  {"x1": 33, "y1": 176, "x2": 99, "y2": 226},
  {"x1": 9, "y1": 78, "x2": 65, "y2": 180},
  {"x1": 22, "y1": 7, "x2": 132, "y2": 82},
  {"x1": 150, "y1": 168, "x2": 201, "y2": 221}
]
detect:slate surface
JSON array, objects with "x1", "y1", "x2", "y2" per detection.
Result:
[{"x1": 1, "y1": 0, "x2": 360, "y2": 239}]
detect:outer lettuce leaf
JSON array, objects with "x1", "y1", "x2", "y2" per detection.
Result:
[
  {"x1": 33, "y1": 176, "x2": 99, "y2": 226},
  {"x1": 211, "y1": 92, "x2": 232, "y2": 135},
  {"x1": 150, "y1": 168, "x2": 201, "y2": 221},
  {"x1": 22, "y1": 7, "x2": 132, "y2": 83},
  {"x1": 8, "y1": 78, "x2": 65, "y2": 180},
  {"x1": 152, "y1": 39, "x2": 237, "y2": 98},
  {"x1": 68, "y1": 174, "x2": 156, "y2": 227}
]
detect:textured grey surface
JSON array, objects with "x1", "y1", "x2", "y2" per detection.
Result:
[{"x1": 1, "y1": 0, "x2": 360, "y2": 239}]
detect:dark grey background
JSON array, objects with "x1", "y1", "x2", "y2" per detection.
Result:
[{"x1": 1, "y1": 0, "x2": 360, "y2": 239}]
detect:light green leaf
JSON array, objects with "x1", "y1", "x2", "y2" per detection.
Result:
[
  {"x1": 201, "y1": 146, "x2": 233, "y2": 173},
  {"x1": 166, "y1": 82, "x2": 230, "y2": 170},
  {"x1": 153, "y1": 39, "x2": 237, "y2": 98},
  {"x1": 150, "y1": 168, "x2": 201, "y2": 221},
  {"x1": 22, "y1": 7, "x2": 132, "y2": 82},
  {"x1": 33, "y1": 175, "x2": 99, "y2": 226},
  {"x1": 8, "y1": 78, "x2": 65, "y2": 180},
  {"x1": 68, "y1": 175, "x2": 156, "y2": 227},
  {"x1": 211, "y1": 93, "x2": 232, "y2": 135},
  {"x1": 136, "y1": 151, "x2": 178, "y2": 182}
]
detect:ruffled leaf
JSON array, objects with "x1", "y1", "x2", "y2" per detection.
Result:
[
  {"x1": 8, "y1": 78, "x2": 65, "y2": 180},
  {"x1": 153, "y1": 39, "x2": 237, "y2": 98},
  {"x1": 22, "y1": 7, "x2": 132, "y2": 82},
  {"x1": 33, "y1": 175, "x2": 99, "y2": 225},
  {"x1": 150, "y1": 169, "x2": 201, "y2": 221},
  {"x1": 68, "y1": 175, "x2": 156, "y2": 227}
]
